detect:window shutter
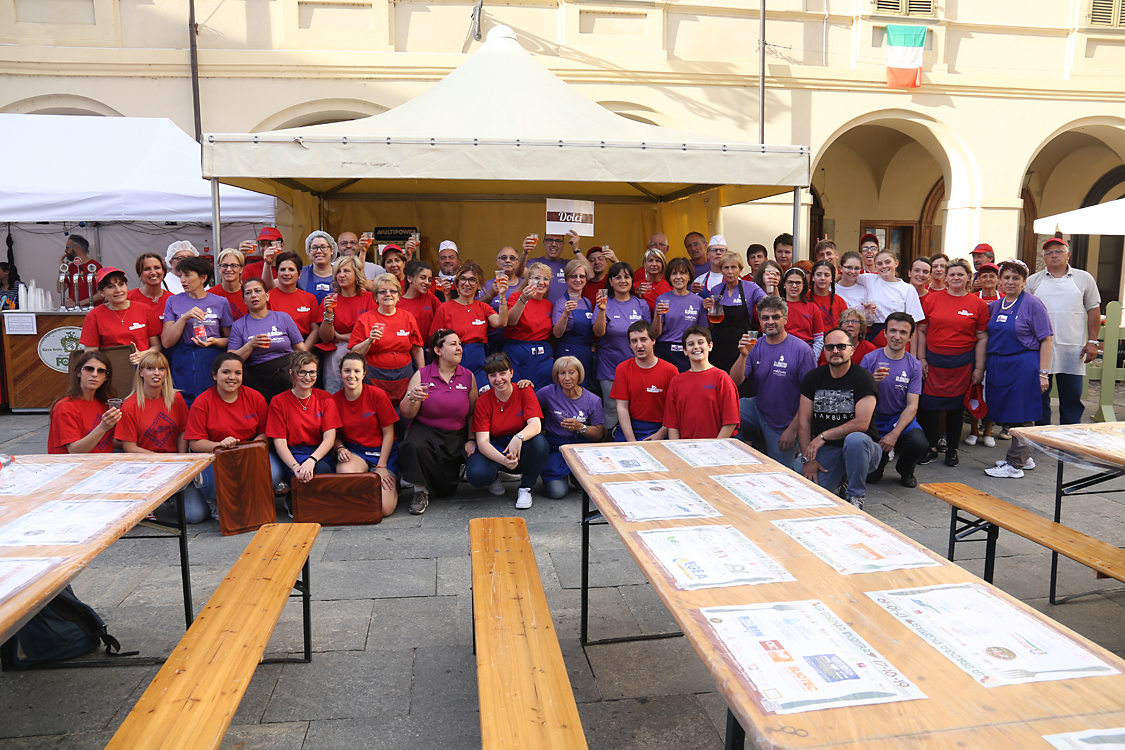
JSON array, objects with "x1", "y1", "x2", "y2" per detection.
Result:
[
  {"x1": 906, "y1": 0, "x2": 935, "y2": 16},
  {"x1": 1090, "y1": 0, "x2": 1117, "y2": 26},
  {"x1": 874, "y1": 0, "x2": 905, "y2": 14}
]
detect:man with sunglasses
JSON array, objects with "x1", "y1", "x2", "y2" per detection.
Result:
[
  {"x1": 527, "y1": 229, "x2": 589, "y2": 305},
  {"x1": 797, "y1": 327, "x2": 882, "y2": 509}
]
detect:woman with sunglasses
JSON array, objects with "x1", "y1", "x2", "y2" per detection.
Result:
[
  {"x1": 398, "y1": 329, "x2": 479, "y2": 514},
  {"x1": 653, "y1": 257, "x2": 704, "y2": 372},
  {"x1": 161, "y1": 255, "x2": 234, "y2": 406},
  {"x1": 266, "y1": 252, "x2": 321, "y2": 342},
  {"x1": 503, "y1": 262, "x2": 555, "y2": 389},
  {"x1": 128, "y1": 252, "x2": 173, "y2": 315},
  {"x1": 48, "y1": 351, "x2": 120, "y2": 454},
  {"x1": 593, "y1": 261, "x2": 651, "y2": 432},
  {"x1": 350, "y1": 273, "x2": 425, "y2": 402},
  {"x1": 430, "y1": 261, "x2": 508, "y2": 389},
  {"x1": 208, "y1": 248, "x2": 248, "y2": 320},
  {"x1": 333, "y1": 352, "x2": 400, "y2": 517},
  {"x1": 298, "y1": 231, "x2": 337, "y2": 305},
  {"x1": 780, "y1": 267, "x2": 825, "y2": 358},
  {"x1": 399, "y1": 260, "x2": 441, "y2": 342},
  {"x1": 552, "y1": 260, "x2": 597, "y2": 389},
  {"x1": 317, "y1": 256, "x2": 376, "y2": 393},
  {"x1": 228, "y1": 278, "x2": 308, "y2": 402},
  {"x1": 80, "y1": 266, "x2": 162, "y2": 366},
  {"x1": 267, "y1": 351, "x2": 342, "y2": 484}
]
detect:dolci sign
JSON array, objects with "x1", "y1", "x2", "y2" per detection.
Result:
[{"x1": 546, "y1": 199, "x2": 594, "y2": 237}]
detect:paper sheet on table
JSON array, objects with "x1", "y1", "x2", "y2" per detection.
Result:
[
  {"x1": 1036, "y1": 428, "x2": 1125, "y2": 454},
  {"x1": 0, "y1": 500, "x2": 138, "y2": 546},
  {"x1": 571, "y1": 445, "x2": 666, "y2": 475},
  {"x1": 0, "y1": 464, "x2": 74, "y2": 496},
  {"x1": 664, "y1": 441, "x2": 760, "y2": 468},
  {"x1": 601, "y1": 479, "x2": 720, "y2": 522},
  {"x1": 773, "y1": 515, "x2": 940, "y2": 575},
  {"x1": 637, "y1": 525, "x2": 794, "y2": 589},
  {"x1": 698, "y1": 600, "x2": 927, "y2": 714},
  {"x1": 64, "y1": 462, "x2": 186, "y2": 495},
  {"x1": 714, "y1": 472, "x2": 837, "y2": 512},
  {"x1": 1043, "y1": 727, "x2": 1125, "y2": 749},
  {"x1": 867, "y1": 583, "x2": 1119, "y2": 687},
  {"x1": 0, "y1": 557, "x2": 62, "y2": 602}
]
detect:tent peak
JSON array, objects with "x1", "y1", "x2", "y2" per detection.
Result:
[{"x1": 486, "y1": 25, "x2": 517, "y2": 43}]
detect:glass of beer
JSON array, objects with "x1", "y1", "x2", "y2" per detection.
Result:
[
  {"x1": 324, "y1": 293, "x2": 338, "y2": 312},
  {"x1": 371, "y1": 321, "x2": 386, "y2": 338},
  {"x1": 876, "y1": 362, "x2": 891, "y2": 379},
  {"x1": 707, "y1": 296, "x2": 725, "y2": 324},
  {"x1": 418, "y1": 382, "x2": 430, "y2": 400},
  {"x1": 360, "y1": 232, "x2": 373, "y2": 249},
  {"x1": 747, "y1": 331, "x2": 759, "y2": 349},
  {"x1": 258, "y1": 334, "x2": 271, "y2": 349},
  {"x1": 529, "y1": 233, "x2": 539, "y2": 247}
]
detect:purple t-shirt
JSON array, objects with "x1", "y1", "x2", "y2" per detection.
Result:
[
  {"x1": 552, "y1": 296, "x2": 595, "y2": 332},
  {"x1": 692, "y1": 260, "x2": 710, "y2": 279},
  {"x1": 528, "y1": 256, "x2": 570, "y2": 305},
  {"x1": 742, "y1": 333, "x2": 817, "y2": 434},
  {"x1": 860, "y1": 349, "x2": 923, "y2": 418},
  {"x1": 229, "y1": 310, "x2": 304, "y2": 366},
  {"x1": 596, "y1": 296, "x2": 651, "y2": 381},
  {"x1": 988, "y1": 294, "x2": 1054, "y2": 352},
  {"x1": 655, "y1": 291, "x2": 703, "y2": 347},
  {"x1": 414, "y1": 362, "x2": 474, "y2": 432},
  {"x1": 536, "y1": 383, "x2": 604, "y2": 438},
  {"x1": 163, "y1": 292, "x2": 234, "y2": 347}
]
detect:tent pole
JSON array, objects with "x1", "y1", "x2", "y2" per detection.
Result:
[
  {"x1": 211, "y1": 178, "x2": 221, "y2": 273},
  {"x1": 188, "y1": 0, "x2": 202, "y2": 143},
  {"x1": 759, "y1": 0, "x2": 766, "y2": 144},
  {"x1": 792, "y1": 186, "x2": 801, "y2": 261}
]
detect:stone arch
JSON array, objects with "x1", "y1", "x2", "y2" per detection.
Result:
[
  {"x1": 251, "y1": 99, "x2": 391, "y2": 133},
  {"x1": 1, "y1": 94, "x2": 122, "y2": 117}
]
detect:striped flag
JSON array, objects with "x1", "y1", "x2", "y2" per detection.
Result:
[{"x1": 886, "y1": 25, "x2": 926, "y2": 89}]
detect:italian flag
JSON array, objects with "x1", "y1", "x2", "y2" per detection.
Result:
[{"x1": 886, "y1": 25, "x2": 926, "y2": 89}]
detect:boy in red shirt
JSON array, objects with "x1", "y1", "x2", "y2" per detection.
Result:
[
  {"x1": 610, "y1": 321, "x2": 678, "y2": 442},
  {"x1": 664, "y1": 326, "x2": 740, "y2": 440}
]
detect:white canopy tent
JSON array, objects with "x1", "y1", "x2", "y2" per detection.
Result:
[
  {"x1": 1034, "y1": 199, "x2": 1125, "y2": 236},
  {"x1": 203, "y1": 25, "x2": 809, "y2": 265}
]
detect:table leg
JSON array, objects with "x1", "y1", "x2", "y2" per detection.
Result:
[
  {"x1": 983, "y1": 523, "x2": 999, "y2": 584},
  {"x1": 581, "y1": 488, "x2": 591, "y2": 647},
  {"x1": 301, "y1": 559, "x2": 312, "y2": 663},
  {"x1": 176, "y1": 492, "x2": 195, "y2": 629},
  {"x1": 725, "y1": 708, "x2": 746, "y2": 750}
]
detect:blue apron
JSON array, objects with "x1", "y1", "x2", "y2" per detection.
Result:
[
  {"x1": 503, "y1": 340, "x2": 554, "y2": 390},
  {"x1": 614, "y1": 418, "x2": 662, "y2": 442},
  {"x1": 985, "y1": 293, "x2": 1042, "y2": 424},
  {"x1": 555, "y1": 301, "x2": 596, "y2": 390},
  {"x1": 170, "y1": 342, "x2": 221, "y2": 407},
  {"x1": 461, "y1": 342, "x2": 488, "y2": 392}
]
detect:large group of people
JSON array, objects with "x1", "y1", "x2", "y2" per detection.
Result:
[{"x1": 51, "y1": 227, "x2": 1097, "y2": 520}]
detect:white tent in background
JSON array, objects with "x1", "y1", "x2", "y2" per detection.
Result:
[
  {"x1": 1034, "y1": 199, "x2": 1125, "y2": 236},
  {"x1": 0, "y1": 114, "x2": 275, "y2": 222}
]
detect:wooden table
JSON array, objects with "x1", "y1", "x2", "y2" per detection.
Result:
[
  {"x1": 1012, "y1": 423, "x2": 1125, "y2": 602},
  {"x1": 562, "y1": 439, "x2": 1125, "y2": 750},
  {"x1": 0, "y1": 453, "x2": 213, "y2": 649}
]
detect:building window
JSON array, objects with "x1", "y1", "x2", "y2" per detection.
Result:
[
  {"x1": 872, "y1": 0, "x2": 936, "y2": 17},
  {"x1": 1090, "y1": 0, "x2": 1125, "y2": 27}
]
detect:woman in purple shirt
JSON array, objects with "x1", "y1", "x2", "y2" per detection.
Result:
[
  {"x1": 161, "y1": 256, "x2": 234, "y2": 406},
  {"x1": 537, "y1": 356, "x2": 604, "y2": 499},
  {"x1": 593, "y1": 261, "x2": 651, "y2": 432},
  {"x1": 397, "y1": 329, "x2": 479, "y2": 514},
  {"x1": 551, "y1": 260, "x2": 597, "y2": 390},
  {"x1": 228, "y1": 278, "x2": 307, "y2": 402},
  {"x1": 653, "y1": 257, "x2": 704, "y2": 372}
]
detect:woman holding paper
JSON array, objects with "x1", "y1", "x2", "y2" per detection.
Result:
[
  {"x1": 551, "y1": 260, "x2": 596, "y2": 390},
  {"x1": 47, "y1": 350, "x2": 120, "y2": 454}
]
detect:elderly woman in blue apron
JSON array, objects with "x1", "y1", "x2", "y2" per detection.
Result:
[
  {"x1": 983, "y1": 260, "x2": 1054, "y2": 479},
  {"x1": 160, "y1": 256, "x2": 233, "y2": 406},
  {"x1": 551, "y1": 259, "x2": 596, "y2": 391}
]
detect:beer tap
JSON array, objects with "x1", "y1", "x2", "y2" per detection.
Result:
[
  {"x1": 85, "y1": 263, "x2": 98, "y2": 310},
  {"x1": 58, "y1": 263, "x2": 70, "y2": 311},
  {"x1": 70, "y1": 265, "x2": 83, "y2": 311}
]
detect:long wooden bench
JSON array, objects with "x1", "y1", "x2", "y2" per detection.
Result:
[
  {"x1": 921, "y1": 482, "x2": 1125, "y2": 603},
  {"x1": 469, "y1": 517, "x2": 588, "y2": 750},
  {"x1": 105, "y1": 522, "x2": 320, "y2": 750}
]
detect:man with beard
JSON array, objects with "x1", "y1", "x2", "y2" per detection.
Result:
[{"x1": 58, "y1": 234, "x2": 102, "y2": 307}]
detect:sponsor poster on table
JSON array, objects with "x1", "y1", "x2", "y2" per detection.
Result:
[
  {"x1": 664, "y1": 441, "x2": 760, "y2": 468},
  {"x1": 0, "y1": 500, "x2": 138, "y2": 546},
  {"x1": 636, "y1": 525, "x2": 794, "y2": 589},
  {"x1": 867, "y1": 583, "x2": 1119, "y2": 687},
  {"x1": 714, "y1": 472, "x2": 837, "y2": 512},
  {"x1": 601, "y1": 479, "x2": 720, "y2": 522},
  {"x1": 0, "y1": 558, "x2": 62, "y2": 602},
  {"x1": 0, "y1": 464, "x2": 74, "y2": 496},
  {"x1": 64, "y1": 462, "x2": 187, "y2": 495},
  {"x1": 571, "y1": 445, "x2": 667, "y2": 475},
  {"x1": 696, "y1": 600, "x2": 927, "y2": 714},
  {"x1": 1044, "y1": 728, "x2": 1125, "y2": 749},
  {"x1": 772, "y1": 515, "x2": 941, "y2": 575}
]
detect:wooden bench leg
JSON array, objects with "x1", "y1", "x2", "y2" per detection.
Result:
[
  {"x1": 261, "y1": 558, "x2": 314, "y2": 665},
  {"x1": 725, "y1": 708, "x2": 746, "y2": 750}
]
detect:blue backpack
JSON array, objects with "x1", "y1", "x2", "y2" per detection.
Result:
[{"x1": 1, "y1": 585, "x2": 131, "y2": 669}]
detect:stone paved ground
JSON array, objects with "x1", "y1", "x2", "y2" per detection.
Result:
[{"x1": 2, "y1": 397, "x2": 1124, "y2": 750}]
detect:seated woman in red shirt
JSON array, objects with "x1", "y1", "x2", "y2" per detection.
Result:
[
  {"x1": 127, "y1": 252, "x2": 173, "y2": 316},
  {"x1": 349, "y1": 273, "x2": 425, "y2": 402},
  {"x1": 48, "y1": 350, "x2": 121, "y2": 454},
  {"x1": 267, "y1": 351, "x2": 342, "y2": 485},
  {"x1": 332, "y1": 352, "x2": 400, "y2": 517},
  {"x1": 117, "y1": 350, "x2": 208, "y2": 523},
  {"x1": 398, "y1": 260, "x2": 441, "y2": 342},
  {"x1": 185, "y1": 352, "x2": 283, "y2": 518},
  {"x1": 467, "y1": 352, "x2": 548, "y2": 510},
  {"x1": 781, "y1": 267, "x2": 825, "y2": 359},
  {"x1": 80, "y1": 267, "x2": 162, "y2": 366}
]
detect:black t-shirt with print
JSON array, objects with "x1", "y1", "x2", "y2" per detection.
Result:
[{"x1": 799, "y1": 364, "x2": 880, "y2": 445}]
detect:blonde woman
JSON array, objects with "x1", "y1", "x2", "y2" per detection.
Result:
[
  {"x1": 317, "y1": 255, "x2": 375, "y2": 393},
  {"x1": 209, "y1": 248, "x2": 248, "y2": 320},
  {"x1": 504, "y1": 262, "x2": 556, "y2": 389}
]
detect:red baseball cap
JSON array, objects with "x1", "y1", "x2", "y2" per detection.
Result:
[
  {"x1": 95, "y1": 267, "x2": 125, "y2": 288},
  {"x1": 1043, "y1": 237, "x2": 1068, "y2": 250},
  {"x1": 971, "y1": 243, "x2": 994, "y2": 255},
  {"x1": 977, "y1": 262, "x2": 1000, "y2": 274},
  {"x1": 256, "y1": 227, "x2": 283, "y2": 242},
  {"x1": 859, "y1": 233, "x2": 879, "y2": 246}
]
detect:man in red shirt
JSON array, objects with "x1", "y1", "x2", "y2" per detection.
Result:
[
  {"x1": 610, "y1": 321, "x2": 679, "y2": 442},
  {"x1": 58, "y1": 234, "x2": 103, "y2": 307},
  {"x1": 241, "y1": 227, "x2": 283, "y2": 283},
  {"x1": 664, "y1": 326, "x2": 740, "y2": 440}
]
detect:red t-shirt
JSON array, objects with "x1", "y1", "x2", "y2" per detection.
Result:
[
  {"x1": 64, "y1": 259, "x2": 103, "y2": 304},
  {"x1": 811, "y1": 292, "x2": 848, "y2": 332},
  {"x1": 663, "y1": 367, "x2": 740, "y2": 439},
  {"x1": 115, "y1": 392, "x2": 190, "y2": 453},
  {"x1": 921, "y1": 290, "x2": 989, "y2": 351},
  {"x1": 318, "y1": 292, "x2": 377, "y2": 352},
  {"x1": 609, "y1": 358, "x2": 680, "y2": 423},
  {"x1": 398, "y1": 292, "x2": 441, "y2": 340},
  {"x1": 348, "y1": 308, "x2": 424, "y2": 369},
  {"x1": 505, "y1": 293, "x2": 553, "y2": 341},
  {"x1": 783, "y1": 299, "x2": 826, "y2": 344},
  {"x1": 127, "y1": 287, "x2": 173, "y2": 317},
  {"x1": 633, "y1": 278, "x2": 673, "y2": 313},
  {"x1": 430, "y1": 299, "x2": 496, "y2": 343},
  {"x1": 79, "y1": 301, "x2": 161, "y2": 350},
  {"x1": 48, "y1": 397, "x2": 113, "y2": 454},
  {"x1": 242, "y1": 261, "x2": 276, "y2": 284},
  {"x1": 266, "y1": 389, "x2": 343, "y2": 447},
  {"x1": 208, "y1": 285, "x2": 248, "y2": 320},
  {"x1": 184, "y1": 386, "x2": 268, "y2": 442},
  {"x1": 331, "y1": 385, "x2": 397, "y2": 448},
  {"x1": 472, "y1": 385, "x2": 544, "y2": 438},
  {"x1": 268, "y1": 287, "x2": 319, "y2": 337}
]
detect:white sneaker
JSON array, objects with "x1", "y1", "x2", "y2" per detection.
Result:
[
  {"x1": 985, "y1": 461, "x2": 1024, "y2": 478},
  {"x1": 515, "y1": 488, "x2": 533, "y2": 509},
  {"x1": 964, "y1": 435, "x2": 978, "y2": 446},
  {"x1": 1024, "y1": 457, "x2": 1036, "y2": 470},
  {"x1": 982, "y1": 436, "x2": 996, "y2": 447},
  {"x1": 488, "y1": 478, "x2": 505, "y2": 495}
]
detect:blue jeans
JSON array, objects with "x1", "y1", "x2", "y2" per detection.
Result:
[
  {"x1": 1038, "y1": 373, "x2": 1084, "y2": 426},
  {"x1": 466, "y1": 434, "x2": 548, "y2": 491},
  {"x1": 812, "y1": 432, "x2": 882, "y2": 500},
  {"x1": 739, "y1": 397, "x2": 801, "y2": 472}
]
